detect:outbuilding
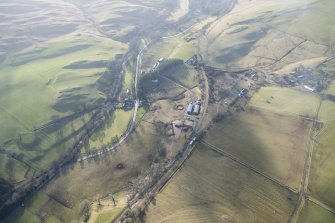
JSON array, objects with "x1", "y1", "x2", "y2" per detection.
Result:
[
  {"x1": 186, "y1": 104, "x2": 193, "y2": 114},
  {"x1": 193, "y1": 104, "x2": 201, "y2": 115}
]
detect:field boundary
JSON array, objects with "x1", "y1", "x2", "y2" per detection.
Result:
[
  {"x1": 201, "y1": 140, "x2": 298, "y2": 193},
  {"x1": 308, "y1": 197, "x2": 335, "y2": 215},
  {"x1": 289, "y1": 98, "x2": 323, "y2": 223}
]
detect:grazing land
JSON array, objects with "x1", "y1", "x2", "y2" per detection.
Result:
[
  {"x1": 82, "y1": 109, "x2": 134, "y2": 153},
  {"x1": 146, "y1": 145, "x2": 298, "y2": 223},
  {"x1": 1, "y1": 0, "x2": 335, "y2": 222},
  {"x1": 309, "y1": 122, "x2": 335, "y2": 209},
  {"x1": 318, "y1": 100, "x2": 335, "y2": 123},
  {"x1": 297, "y1": 201, "x2": 335, "y2": 223},
  {"x1": 2, "y1": 122, "x2": 160, "y2": 223},
  {"x1": 249, "y1": 87, "x2": 321, "y2": 117},
  {"x1": 327, "y1": 80, "x2": 335, "y2": 96},
  {"x1": 206, "y1": 108, "x2": 311, "y2": 190},
  {"x1": 87, "y1": 192, "x2": 127, "y2": 223},
  {"x1": 0, "y1": 32, "x2": 127, "y2": 185},
  {"x1": 200, "y1": 0, "x2": 335, "y2": 71}
]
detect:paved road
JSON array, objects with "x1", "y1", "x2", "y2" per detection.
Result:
[
  {"x1": 77, "y1": 22, "x2": 199, "y2": 161},
  {"x1": 289, "y1": 98, "x2": 323, "y2": 223},
  {"x1": 77, "y1": 41, "x2": 151, "y2": 162}
]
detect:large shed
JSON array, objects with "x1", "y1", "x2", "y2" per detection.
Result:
[
  {"x1": 193, "y1": 104, "x2": 201, "y2": 115},
  {"x1": 187, "y1": 104, "x2": 193, "y2": 114}
]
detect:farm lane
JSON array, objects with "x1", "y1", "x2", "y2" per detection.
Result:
[
  {"x1": 77, "y1": 41, "x2": 151, "y2": 161},
  {"x1": 77, "y1": 22, "x2": 199, "y2": 161},
  {"x1": 289, "y1": 98, "x2": 323, "y2": 223}
]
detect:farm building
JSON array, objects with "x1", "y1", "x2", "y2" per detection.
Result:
[
  {"x1": 172, "y1": 120, "x2": 194, "y2": 140},
  {"x1": 239, "y1": 88, "x2": 249, "y2": 97},
  {"x1": 186, "y1": 101, "x2": 201, "y2": 115},
  {"x1": 187, "y1": 104, "x2": 193, "y2": 114},
  {"x1": 193, "y1": 104, "x2": 201, "y2": 115}
]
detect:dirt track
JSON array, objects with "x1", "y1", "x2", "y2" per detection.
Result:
[{"x1": 289, "y1": 99, "x2": 323, "y2": 223}]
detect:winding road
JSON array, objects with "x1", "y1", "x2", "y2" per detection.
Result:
[
  {"x1": 77, "y1": 41, "x2": 151, "y2": 162},
  {"x1": 77, "y1": 22, "x2": 198, "y2": 162}
]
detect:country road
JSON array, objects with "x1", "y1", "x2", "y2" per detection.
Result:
[
  {"x1": 77, "y1": 23, "x2": 198, "y2": 162},
  {"x1": 77, "y1": 41, "x2": 151, "y2": 162},
  {"x1": 289, "y1": 98, "x2": 323, "y2": 223}
]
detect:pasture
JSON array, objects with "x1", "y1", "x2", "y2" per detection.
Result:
[
  {"x1": 318, "y1": 100, "x2": 335, "y2": 123},
  {"x1": 298, "y1": 201, "x2": 335, "y2": 223},
  {"x1": 327, "y1": 80, "x2": 335, "y2": 96},
  {"x1": 200, "y1": 0, "x2": 334, "y2": 70},
  {"x1": 206, "y1": 108, "x2": 311, "y2": 190},
  {"x1": 249, "y1": 87, "x2": 320, "y2": 117},
  {"x1": 88, "y1": 192, "x2": 127, "y2": 223},
  {"x1": 142, "y1": 37, "x2": 197, "y2": 70},
  {"x1": 309, "y1": 122, "x2": 335, "y2": 209},
  {"x1": 139, "y1": 60, "x2": 199, "y2": 101},
  {"x1": 146, "y1": 145, "x2": 297, "y2": 223},
  {"x1": 0, "y1": 32, "x2": 127, "y2": 185},
  {"x1": 2, "y1": 121, "x2": 160, "y2": 223},
  {"x1": 82, "y1": 109, "x2": 134, "y2": 153}
]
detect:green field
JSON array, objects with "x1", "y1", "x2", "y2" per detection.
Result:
[
  {"x1": 1, "y1": 111, "x2": 93, "y2": 184},
  {"x1": 88, "y1": 192, "x2": 127, "y2": 223},
  {"x1": 123, "y1": 63, "x2": 134, "y2": 91},
  {"x1": 82, "y1": 109, "x2": 134, "y2": 153},
  {"x1": 161, "y1": 63, "x2": 199, "y2": 88},
  {"x1": 146, "y1": 145, "x2": 297, "y2": 223},
  {"x1": 139, "y1": 60, "x2": 198, "y2": 100},
  {"x1": 201, "y1": 0, "x2": 334, "y2": 70},
  {"x1": 0, "y1": 32, "x2": 127, "y2": 185},
  {"x1": 298, "y1": 201, "x2": 335, "y2": 223},
  {"x1": 144, "y1": 37, "x2": 196, "y2": 65},
  {"x1": 309, "y1": 122, "x2": 335, "y2": 209},
  {"x1": 249, "y1": 87, "x2": 320, "y2": 117},
  {"x1": 3, "y1": 121, "x2": 159, "y2": 223},
  {"x1": 327, "y1": 80, "x2": 335, "y2": 96},
  {"x1": 319, "y1": 100, "x2": 335, "y2": 123},
  {"x1": 206, "y1": 108, "x2": 310, "y2": 190},
  {"x1": 136, "y1": 106, "x2": 148, "y2": 123}
]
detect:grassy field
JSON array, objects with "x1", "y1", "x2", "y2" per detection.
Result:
[
  {"x1": 123, "y1": 62, "x2": 134, "y2": 91},
  {"x1": 82, "y1": 109, "x2": 134, "y2": 153},
  {"x1": 139, "y1": 61, "x2": 198, "y2": 101},
  {"x1": 0, "y1": 154, "x2": 30, "y2": 184},
  {"x1": 0, "y1": 32, "x2": 127, "y2": 186},
  {"x1": 1, "y1": 111, "x2": 93, "y2": 185},
  {"x1": 146, "y1": 145, "x2": 297, "y2": 223},
  {"x1": 161, "y1": 64, "x2": 199, "y2": 88},
  {"x1": 201, "y1": 0, "x2": 334, "y2": 70},
  {"x1": 88, "y1": 192, "x2": 127, "y2": 223},
  {"x1": 309, "y1": 122, "x2": 335, "y2": 209},
  {"x1": 319, "y1": 100, "x2": 335, "y2": 123},
  {"x1": 143, "y1": 37, "x2": 196, "y2": 71},
  {"x1": 2, "y1": 121, "x2": 160, "y2": 223},
  {"x1": 249, "y1": 87, "x2": 320, "y2": 117},
  {"x1": 206, "y1": 108, "x2": 311, "y2": 190},
  {"x1": 136, "y1": 106, "x2": 148, "y2": 123},
  {"x1": 298, "y1": 201, "x2": 335, "y2": 223},
  {"x1": 327, "y1": 80, "x2": 335, "y2": 96}
]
